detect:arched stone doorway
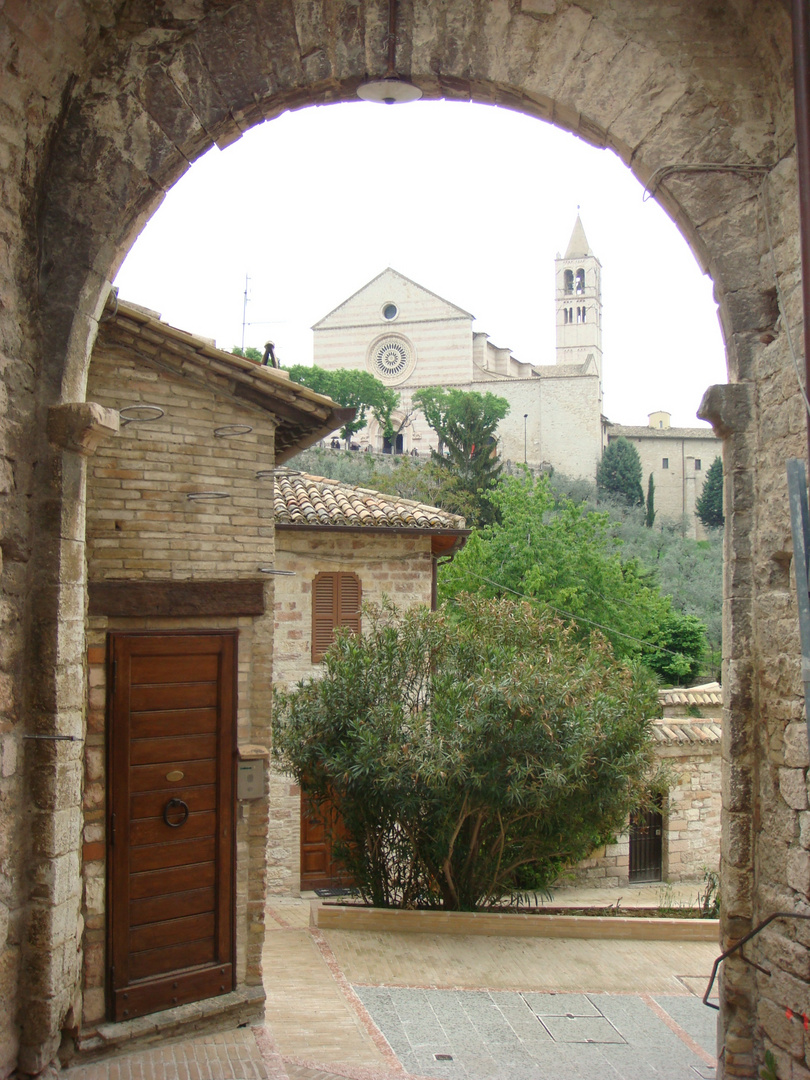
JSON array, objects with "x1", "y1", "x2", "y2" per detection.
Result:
[{"x1": 0, "y1": 2, "x2": 802, "y2": 1076}]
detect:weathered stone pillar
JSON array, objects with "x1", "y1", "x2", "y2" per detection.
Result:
[
  {"x1": 16, "y1": 404, "x2": 117, "y2": 1074},
  {"x1": 699, "y1": 382, "x2": 758, "y2": 1077}
]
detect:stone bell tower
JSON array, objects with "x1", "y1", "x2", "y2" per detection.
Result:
[{"x1": 555, "y1": 214, "x2": 603, "y2": 380}]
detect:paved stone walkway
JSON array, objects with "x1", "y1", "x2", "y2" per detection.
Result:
[
  {"x1": 355, "y1": 988, "x2": 717, "y2": 1080},
  {"x1": 62, "y1": 886, "x2": 720, "y2": 1080}
]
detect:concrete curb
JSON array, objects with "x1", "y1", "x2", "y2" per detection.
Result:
[{"x1": 311, "y1": 902, "x2": 720, "y2": 941}]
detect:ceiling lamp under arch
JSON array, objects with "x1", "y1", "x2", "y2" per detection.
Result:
[{"x1": 357, "y1": 0, "x2": 422, "y2": 105}]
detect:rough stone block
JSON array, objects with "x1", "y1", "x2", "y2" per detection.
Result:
[
  {"x1": 787, "y1": 849, "x2": 810, "y2": 896},
  {"x1": 780, "y1": 768, "x2": 809, "y2": 811},
  {"x1": 784, "y1": 723, "x2": 810, "y2": 768}
]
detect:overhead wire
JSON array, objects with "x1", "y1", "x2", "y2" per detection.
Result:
[{"x1": 447, "y1": 569, "x2": 696, "y2": 660}]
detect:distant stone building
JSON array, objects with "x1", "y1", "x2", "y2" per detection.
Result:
[
  {"x1": 565, "y1": 683, "x2": 722, "y2": 889},
  {"x1": 267, "y1": 472, "x2": 468, "y2": 895},
  {"x1": 311, "y1": 218, "x2": 719, "y2": 529},
  {"x1": 607, "y1": 410, "x2": 721, "y2": 537},
  {"x1": 312, "y1": 216, "x2": 604, "y2": 482}
]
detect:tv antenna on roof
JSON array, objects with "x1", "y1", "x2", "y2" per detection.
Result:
[{"x1": 241, "y1": 273, "x2": 250, "y2": 353}]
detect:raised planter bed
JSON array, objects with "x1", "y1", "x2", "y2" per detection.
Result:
[{"x1": 310, "y1": 902, "x2": 719, "y2": 941}]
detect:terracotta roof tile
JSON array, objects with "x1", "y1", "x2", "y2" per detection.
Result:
[
  {"x1": 273, "y1": 472, "x2": 467, "y2": 532},
  {"x1": 608, "y1": 424, "x2": 719, "y2": 440},
  {"x1": 658, "y1": 682, "x2": 723, "y2": 708},
  {"x1": 651, "y1": 718, "x2": 722, "y2": 745}
]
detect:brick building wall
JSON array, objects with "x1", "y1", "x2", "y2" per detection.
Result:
[
  {"x1": 78, "y1": 328, "x2": 280, "y2": 1036},
  {"x1": 86, "y1": 346, "x2": 276, "y2": 583},
  {"x1": 565, "y1": 719, "x2": 722, "y2": 890},
  {"x1": 268, "y1": 530, "x2": 436, "y2": 894}
]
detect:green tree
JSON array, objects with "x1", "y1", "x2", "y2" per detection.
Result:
[
  {"x1": 647, "y1": 613, "x2": 707, "y2": 684},
  {"x1": 231, "y1": 346, "x2": 263, "y2": 362},
  {"x1": 287, "y1": 365, "x2": 400, "y2": 444},
  {"x1": 439, "y1": 472, "x2": 706, "y2": 679},
  {"x1": 645, "y1": 473, "x2": 656, "y2": 528},
  {"x1": 598, "y1": 437, "x2": 644, "y2": 506},
  {"x1": 696, "y1": 456, "x2": 724, "y2": 528},
  {"x1": 603, "y1": 510, "x2": 722, "y2": 680},
  {"x1": 366, "y1": 455, "x2": 480, "y2": 523},
  {"x1": 412, "y1": 387, "x2": 509, "y2": 525},
  {"x1": 273, "y1": 596, "x2": 658, "y2": 910}
]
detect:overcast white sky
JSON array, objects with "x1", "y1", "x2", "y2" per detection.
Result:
[{"x1": 113, "y1": 100, "x2": 726, "y2": 429}]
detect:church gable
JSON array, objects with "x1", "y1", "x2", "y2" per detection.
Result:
[{"x1": 312, "y1": 268, "x2": 474, "y2": 331}]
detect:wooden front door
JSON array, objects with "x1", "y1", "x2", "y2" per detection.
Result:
[
  {"x1": 300, "y1": 793, "x2": 352, "y2": 892},
  {"x1": 108, "y1": 632, "x2": 236, "y2": 1021}
]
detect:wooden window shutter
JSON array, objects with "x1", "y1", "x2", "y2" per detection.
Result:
[
  {"x1": 336, "y1": 573, "x2": 361, "y2": 637},
  {"x1": 312, "y1": 572, "x2": 362, "y2": 662}
]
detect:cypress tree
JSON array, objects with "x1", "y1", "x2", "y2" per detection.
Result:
[
  {"x1": 597, "y1": 437, "x2": 644, "y2": 506},
  {"x1": 696, "y1": 456, "x2": 724, "y2": 528},
  {"x1": 645, "y1": 473, "x2": 656, "y2": 528}
]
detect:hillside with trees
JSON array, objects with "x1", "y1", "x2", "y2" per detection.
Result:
[
  {"x1": 287, "y1": 441, "x2": 722, "y2": 684},
  {"x1": 439, "y1": 472, "x2": 708, "y2": 684}
]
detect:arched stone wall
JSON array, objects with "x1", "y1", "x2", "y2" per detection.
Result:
[{"x1": 0, "y1": 1, "x2": 804, "y2": 1076}]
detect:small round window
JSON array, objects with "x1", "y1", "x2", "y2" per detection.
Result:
[{"x1": 382, "y1": 303, "x2": 398, "y2": 321}]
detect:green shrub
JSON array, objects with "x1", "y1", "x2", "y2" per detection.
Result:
[{"x1": 273, "y1": 596, "x2": 659, "y2": 910}]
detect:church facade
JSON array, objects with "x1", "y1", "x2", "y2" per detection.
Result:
[{"x1": 312, "y1": 216, "x2": 605, "y2": 480}]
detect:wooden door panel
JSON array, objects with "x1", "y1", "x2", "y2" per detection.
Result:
[
  {"x1": 300, "y1": 792, "x2": 353, "y2": 891},
  {"x1": 131, "y1": 784, "x2": 216, "y2": 820},
  {"x1": 130, "y1": 734, "x2": 218, "y2": 765},
  {"x1": 115, "y1": 967, "x2": 231, "y2": 1021},
  {"x1": 129, "y1": 759, "x2": 217, "y2": 793},
  {"x1": 130, "y1": 887, "x2": 216, "y2": 926},
  {"x1": 130, "y1": 913, "x2": 216, "y2": 954},
  {"x1": 128, "y1": 862, "x2": 216, "y2": 901},
  {"x1": 131, "y1": 709, "x2": 218, "y2": 739},
  {"x1": 303, "y1": 818, "x2": 326, "y2": 843},
  {"x1": 130, "y1": 682, "x2": 218, "y2": 712},
  {"x1": 130, "y1": 811, "x2": 216, "y2": 846},
  {"x1": 302, "y1": 850, "x2": 330, "y2": 875},
  {"x1": 130, "y1": 836, "x2": 216, "y2": 874},
  {"x1": 129, "y1": 939, "x2": 216, "y2": 982},
  {"x1": 130, "y1": 654, "x2": 220, "y2": 684},
  {"x1": 108, "y1": 631, "x2": 236, "y2": 1021}
]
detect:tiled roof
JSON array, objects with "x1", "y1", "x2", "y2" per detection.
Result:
[
  {"x1": 101, "y1": 298, "x2": 355, "y2": 463},
  {"x1": 659, "y1": 683, "x2": 722, "y2": 708},
  {"x1": 273, "y1": 472, "x2": 468, "y2": 532},
  {"x1": 607, "y1": 424, "x2": 719, "y2": 440},
  {"x1": 651, "y1": 718, "x2": 722, "y2": 745}
]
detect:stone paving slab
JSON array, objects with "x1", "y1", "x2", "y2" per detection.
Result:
[
  {"x1": 355, "y1": 987, "x2": 717, "y2": 1080},
  {"x1": 263, "y1": 907, "x2": 392, "y2": 1070},
  {"x1": 652, "y1": 995, "x2": 719, "y2": 1057}
]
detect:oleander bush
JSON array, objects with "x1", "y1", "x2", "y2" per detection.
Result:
[{"x1": 273, "y1": 596, "x2": 659, "y2": 910}]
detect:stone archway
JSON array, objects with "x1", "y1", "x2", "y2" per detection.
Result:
[{"x1": 0, "y1": 2, "x2": 803, "y2": 1076}]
